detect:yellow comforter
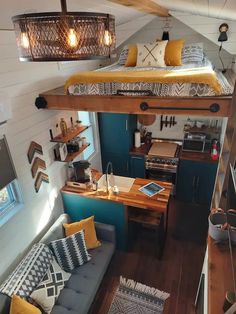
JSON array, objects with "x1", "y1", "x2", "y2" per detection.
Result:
[{"x1": 65, "y1": 68, "x2": 222, "y2": 95}]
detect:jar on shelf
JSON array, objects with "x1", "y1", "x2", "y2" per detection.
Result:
[
  {"x1": 81, "y1": 137, "x2": 87, "y2": 146},
  {"x1": 60, "y1": 118, "x2": 68, "y2": 137}
]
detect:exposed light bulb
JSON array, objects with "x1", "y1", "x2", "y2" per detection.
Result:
[
  {"x1": 104, "y1": 30, "x2": 112, "y2": 46},
  {"x1": 68, "y1": 28, "x2": 78, "y2": 48},
  {"x1": 21, "y1": 32, "x2": 29, "y2": 49}
]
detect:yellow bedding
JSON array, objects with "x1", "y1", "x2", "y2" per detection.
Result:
[{"x1": 65, "y1": 68, "x2": 222, "y2": 95}]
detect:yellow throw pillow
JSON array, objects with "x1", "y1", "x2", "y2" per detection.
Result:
[
  {"x1": 64, "y1": 216, "x2": 101, "y2": 249},
  {"x1": 125, "y1": 44, "x2": 137, "y2": 67},
  {"x1": 10, "y1": 295, "x2": 41, "y2": 314},
  {"x1": 164, "y1": 39, "x2": 185, "y2": 66}
]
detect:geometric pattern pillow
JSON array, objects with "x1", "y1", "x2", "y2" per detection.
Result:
[
  {"x1": 30, "y1": 258, "x2": 71, "y2": 313},
  {"x1": 49, "y1": 230, "x2": 91, "y2": 272},
  {"x1": 136, "y1": 41, "x2": 168, "y2": 67},
  {"x1": 182, "y1": 43, "x2": 204, "y2": 63},
  {"x1": 117, "y1": 45, "x2": 129, "y2": 65},
  {"x1": 0, "y1": 243, "x2": 53, "y2": 299}
]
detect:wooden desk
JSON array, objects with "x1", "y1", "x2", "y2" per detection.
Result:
[{"x1": 61, "y1": 178, "x2": 172, "y2": 250}]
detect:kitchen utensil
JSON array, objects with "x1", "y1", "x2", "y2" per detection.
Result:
[{"x1": 138, "y1": 114, "x2": 156, "y2": 126}]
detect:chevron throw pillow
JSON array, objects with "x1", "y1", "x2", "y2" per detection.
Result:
[
  {"x1": 49, "y1": 230, "x2": 91, "y2": 272},
  {"x1": 0, "y1": 243, "x2": 53, "y2": 299},
  {"x1": 30, "y1": 257, "x2": 71, "y2": 313}
]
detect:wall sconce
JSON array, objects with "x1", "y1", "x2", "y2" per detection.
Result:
[
  {"x1": 218, "y1": 23, "x2": 229, "y2": 73},
  {"x1": 218, "y1": 23, "x2": 229, "y2": 42}
]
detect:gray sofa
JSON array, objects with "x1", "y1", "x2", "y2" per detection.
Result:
[{"x1": 0, "y1": 214, "x2": 116, "y2": 314}]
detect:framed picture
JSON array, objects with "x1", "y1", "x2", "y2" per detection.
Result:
[{"x1": 59, "y1": 143, "x2": 68, "y2": 161}]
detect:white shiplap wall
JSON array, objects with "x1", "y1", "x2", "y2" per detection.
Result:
[
  {"x1": 121, "y1": 16, "x2": 233, "y2": 70},
  {"x1": 0, "y1": 30, "x2": 101, "y2": 282}
]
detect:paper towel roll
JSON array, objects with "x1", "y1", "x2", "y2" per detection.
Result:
[{"x1": 134, "y1": 130, "x2": 141, "y2": 148}]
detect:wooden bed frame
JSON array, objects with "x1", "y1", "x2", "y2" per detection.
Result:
[{"x1": 36, "y1": 86, "x2": 233, "y2": 117}]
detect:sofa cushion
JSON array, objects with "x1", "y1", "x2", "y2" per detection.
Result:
[
  {"x1": 0, "y1": 243, "x2": 53, "y2": 298},
  {"x1": 10, "y1": 295, "x2": 41, "y2": 314},
  {"x1": 49, "y1": 231, "x2": 91, "y2": 272},
  {"x1": 51, "y1": 241, "x2": 115, "y2": 314},
  {"x1": 64, "y1": 216, "x2": 101, "y2": 249},
  {"x1": 30, "y1": 258, "x2": 71, "y2": 313}
]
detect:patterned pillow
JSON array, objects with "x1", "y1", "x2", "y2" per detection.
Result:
[
  {"x1": 136, "y1": 41, "x2": 168, "y2": 67},
  {"x1": 49, "y1": 230, "x2": 91, "y2": 272},
  {"x1": 0, "y1": 243, "x2": 53, "y2": 299},
  {"x1": 182, "y1": 43, "x2": 204, "y2": 63},
  {"x1": 30, "y1": 258, "x2": 71, "y2": 313},
  {"x1": 117, "y1": 45, "x2": 129, "y2": 65}
]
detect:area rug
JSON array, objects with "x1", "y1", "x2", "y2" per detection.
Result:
[{"x1": 108, "y1": 277, "x2": 170, "y2": 314}]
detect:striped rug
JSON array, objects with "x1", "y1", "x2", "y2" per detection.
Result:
[{"x1": 108, "y1": 277, "x2": 169, "y2": 314}]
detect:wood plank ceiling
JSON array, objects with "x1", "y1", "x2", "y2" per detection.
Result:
[
  {"x1": 1, "y1": 0, "x2": 236, "y2": 53},
  {"x1": 108, "y1": 0, "x2": 169, "y2": 17}
]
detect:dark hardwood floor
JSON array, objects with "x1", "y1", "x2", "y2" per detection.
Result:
[{"x1": 89, "y1": 198, "x2": 207, "y2": 314}]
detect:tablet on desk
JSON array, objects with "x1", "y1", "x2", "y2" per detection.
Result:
[{"x1": 139, "y1": 182, "x2": 165, "y2": 197}]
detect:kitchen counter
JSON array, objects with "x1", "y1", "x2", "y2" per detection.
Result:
[
  {"x1": 129, "y1": 143, "x2": 151, "y2": 156},
  {"x1": 61, "y1": 177, "x2": 172, "y2": 213},
  {"x1": 61, "y1": 176, "x2": 172, "y2": 250},
  {"x1": 180, "y1": 150, "x2": 218, "y2": 163}
]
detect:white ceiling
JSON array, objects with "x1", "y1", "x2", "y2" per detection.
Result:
[
  {"x1": 1, "y1": 0, "x2": 236, "y2": 54},
  {"x1": 0, "y1": 0, "x2": 146, "y2": 29},
  {"x1": 155, "y1": 0, "x2": 236, "y2": 21}
]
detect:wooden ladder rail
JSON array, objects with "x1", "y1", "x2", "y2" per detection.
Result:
[{"x1": 211, "y1": 82, "x2": 236, "y2": 209}]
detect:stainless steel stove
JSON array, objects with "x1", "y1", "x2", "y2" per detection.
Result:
[{"x1": 145, "y1": 139, "x2": 181, "y2": 188}]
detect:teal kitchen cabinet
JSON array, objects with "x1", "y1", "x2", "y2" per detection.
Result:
[
  {"x1": 176, "y1": 159, "x2": 217, "y2": 206},
  {"x1": 62, "y1": 192, "x2": 127, "y2": 250},
  {"x1": 98, "y1": 113, "x2": 137, "y2": 176},
  {"x1": 129, "y1": 154, "x2": 146, "y2": 178}
]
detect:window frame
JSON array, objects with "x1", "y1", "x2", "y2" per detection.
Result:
[
  {"x1": 0, "y1": 179, "x2": 23, "y2": 227},
  {"x1": 78, "y1": 112, "x2": 98, "y2": 161}
]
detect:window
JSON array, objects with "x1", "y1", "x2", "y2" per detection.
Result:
[
  {"x1": 78, "y1": 112, "x2": 96, "y2": 160},
  {"x1": 0, "y1": 136, "x2": 23, "y2": 227},
  {"x1": 0, "y1": 185, "x2": 15, "y2": 213}
]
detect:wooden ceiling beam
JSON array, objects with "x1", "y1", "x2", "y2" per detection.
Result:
[{"x1": 108, "y1": 0, "x2": 169, "y2": 17}]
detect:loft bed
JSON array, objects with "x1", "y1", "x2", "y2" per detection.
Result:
[
  {"x1": 35, "y1": 41, "x2": 236, "y2": 117},
  {"x1": 35, "y1": 62, "x2": 236, "y2": 118}
]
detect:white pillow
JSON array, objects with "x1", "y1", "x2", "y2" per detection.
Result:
[
  {"x1": 30, "y1": 258, "x2": 71, "y2": 313},
  {"x1": 182, "y1": 43, "x2": 204, "y2": 63},
  {"x1": 136, "y1": 41, "x2": 168, "y2": 67}
]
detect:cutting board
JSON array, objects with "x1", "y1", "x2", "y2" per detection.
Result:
[
  {"x1": 138, "y1": 114, "x2": 156, "y2": 126},
  {"x1": 148, "y1": 142, "x2": 177, "y2": 157}
]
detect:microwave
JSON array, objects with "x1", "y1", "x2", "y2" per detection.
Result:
[{"x1": 182, "y1": 132, "x2": 210, "y2": 152}]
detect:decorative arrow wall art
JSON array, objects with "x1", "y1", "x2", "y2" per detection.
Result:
[
  {"x1": 34, "y1": 171, "x2": 49, "y2": 193},
  {"x1": 31, "y1": 157, "x2": 46, "y2": 178},
  {"x1": 27, "y1": 141, "x2": 43, "y2": 164}
]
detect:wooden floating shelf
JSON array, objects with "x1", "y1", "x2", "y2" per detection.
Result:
[
  {"x1": 55, "y1": 143, "x2": 90, "y2": 162},
  {"x1": 50, "y1": 125, "x2": 89, "y2": 143}
]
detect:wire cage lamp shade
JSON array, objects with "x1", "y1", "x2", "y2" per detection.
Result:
[{"x1": 12, "y1": 1, "x2": 116, "y2": 62}]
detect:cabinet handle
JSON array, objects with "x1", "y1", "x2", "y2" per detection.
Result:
[
  {"x1": 192, "y1": 176, "x2": 196, "y2": 187},
  {"x1": 125, "y1": 119, "x2": 128, "y2": 131},
  {"x1": 131, "y1": 156, "x2": 142, "y2": 160},
  {"x1": 196, "y1": 176, "x2": 200, "y2": 189}
]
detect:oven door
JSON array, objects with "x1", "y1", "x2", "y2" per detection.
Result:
[{"x1": 146, "y1": 168, "x2": 176, "y2": 184}]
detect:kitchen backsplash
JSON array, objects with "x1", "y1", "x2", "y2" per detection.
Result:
[{"x1": 138, "y1": 115, "x2": 223, "y2": 140}]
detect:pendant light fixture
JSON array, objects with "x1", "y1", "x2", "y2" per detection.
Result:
[{"x1": 12, "y1": 0, "x2": 116, "y2": 62}]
